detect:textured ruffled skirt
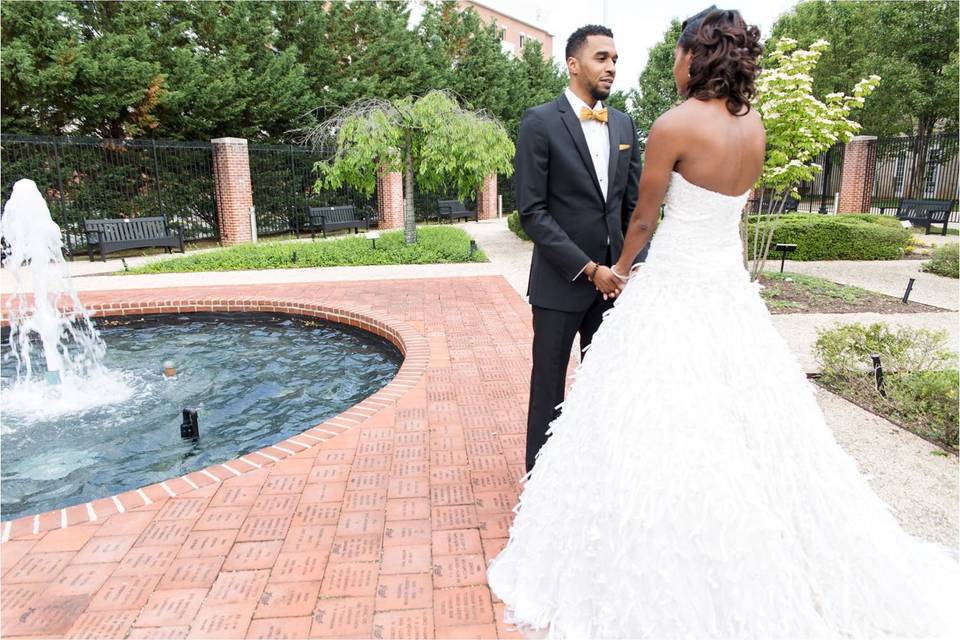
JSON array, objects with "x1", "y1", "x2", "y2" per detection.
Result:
[{"x1": 486, "y1": 246, "x2": 959, "y2": 639}]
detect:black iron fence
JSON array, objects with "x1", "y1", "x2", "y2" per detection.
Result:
[
  {"x1": 1, "y1": 135, "x2": 218, "y2": 255},
  {"x1": 746, "y1": 143, "x2": 846, "y2": 214},
  {"x1": 498, "y1": 172, "x2": 517, "y2": 215},
  {"x1": 872, "y1": 133, "x2": 959, "y2": 220},
  {"x1": 412, "y1": 181, "x2": 476, "y2": 222},
  {"x1": 248, "y1": 144, "x2": 375, "y2": 237}
]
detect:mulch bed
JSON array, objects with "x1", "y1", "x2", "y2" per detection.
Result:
[{"x1": 760, "y1": 273, "x2": 946, "y2": 314}]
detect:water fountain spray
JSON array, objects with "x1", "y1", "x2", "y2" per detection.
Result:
[{"x1": 2, "y1": 179, "x2": 105, "y2": 385}]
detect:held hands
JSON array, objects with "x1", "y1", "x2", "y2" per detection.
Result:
[{"x1": 592, "y1": 265, "x2": 624, "y2": 300}]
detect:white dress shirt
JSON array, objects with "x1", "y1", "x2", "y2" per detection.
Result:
[{"x1": 564, "y1": 87, "x2": 610, "y2": 281}]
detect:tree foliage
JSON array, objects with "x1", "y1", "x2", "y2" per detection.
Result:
[
  {"x1": 747, "y1": 38, "x2": 879, "y2": 280},
  {"x1": 1, "y1": 0, "x2": 566, "y2": 142},
  {"x1": 768, "y1": 0, "x2": 958, "y2": 137},
  {"x1": 628, "y1": 19, "x2": 683, "y2": 148},
  {"x1": 303, "y1": 90, "x2": 514, "y2": 244}
]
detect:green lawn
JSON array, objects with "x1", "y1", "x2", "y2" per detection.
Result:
[{"x1": 128, "y1": 226, "x2": 487, "y2": 273}]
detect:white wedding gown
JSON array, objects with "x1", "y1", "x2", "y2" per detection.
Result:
[{"x1": 486, "y1": 171, "x2": 959, "y2": 639}]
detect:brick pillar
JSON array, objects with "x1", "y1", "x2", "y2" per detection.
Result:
[
  {"x1": 837, "y1": 135, "x2": 877, "y2": 214},
  {"x1": 211, "y1": 137, "x2": 254, "y2": 245},
  {"x1": 376, "y1": 166, "x2": 404, "y2": 230},
  {"x1": 476, "y1": 174, "x2": 498, "y2": 220}
]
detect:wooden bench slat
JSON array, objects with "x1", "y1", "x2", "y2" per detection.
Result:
[{"x1": 84, "y1": 216, "x2": 184, "y2": 261}]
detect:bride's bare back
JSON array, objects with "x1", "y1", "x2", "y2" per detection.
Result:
[{"x1": 668, "y1": 97, "x2": 765, "y2": 196}]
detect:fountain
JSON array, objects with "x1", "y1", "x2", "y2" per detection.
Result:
[
  {"x1": 1, "y1": 181, "x2": 403, "y2": 521},
  {"x1": 1, "y1": 179, "x2": 133, "y2": 418}
]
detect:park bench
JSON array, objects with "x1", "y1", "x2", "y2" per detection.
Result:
[
  {"x1": 84, "y1": 217, "x2": 184, "y2": 262},
  {"x1": 307, "y1": 205, "x2": 367, "y2": 239},
  {"x1": 436, "y1": 199, "x2": 477, "y2": 223},
  {"x1": 895, "y1": 199, "x2": 953, "y2": 236}
]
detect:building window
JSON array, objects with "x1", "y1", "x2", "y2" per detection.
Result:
[
  {"x1": 498, "y1": 27, "x2": 506, "y2": 41},
  {"x1": 519, "y1": 33, "x2": 527, "y2": 49}
]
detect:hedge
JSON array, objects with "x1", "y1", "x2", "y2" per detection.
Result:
[
  {"x1": 746, "y1": 214, "x2": 911, "y2": 261},
  {"x1": 507, "y1": 211, "x2": 530, "y2": 241},
  {"x1": 922, "y1": 243, "x2": 959, "y2": 278}
]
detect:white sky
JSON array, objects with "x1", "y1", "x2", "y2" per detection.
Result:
[{"x1": 477, "y1": 0, "x2": 800, "y2": 92}]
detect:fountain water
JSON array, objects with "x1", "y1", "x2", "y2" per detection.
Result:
[{"x1": 1, "y1": 179, "x2": 132, "y2": 420}]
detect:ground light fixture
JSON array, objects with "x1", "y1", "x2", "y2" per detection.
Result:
[
  {"x1": 902, "y1": 277, "x2": 915, "y2": 304},
  {"x1": 870, "y1": 354, "x2": 886, "y2": 397},
  {"x1": 774, "y1": 243, "x2": 797, "y2": 273}
]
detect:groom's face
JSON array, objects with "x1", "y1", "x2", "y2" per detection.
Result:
[{"x1": 569, "y1": 35, "x2": 617, "y2": 102}]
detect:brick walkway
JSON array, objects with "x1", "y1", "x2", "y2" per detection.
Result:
[{"x1": 1, "y1": 277, "x2": 533, "y2": 639}]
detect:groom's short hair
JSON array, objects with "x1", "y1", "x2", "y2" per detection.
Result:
[{"x1": 565, "y1": 25, "x2": 615, "y2": 60}]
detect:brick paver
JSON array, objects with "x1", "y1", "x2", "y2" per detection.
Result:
[{"x1": 1, "y1": 277, "x2": 531, "y2": 638}]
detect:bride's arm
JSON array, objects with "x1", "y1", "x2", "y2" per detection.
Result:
[{"x1": 613, "y1": 116, "x2": 680, "y2": 278}]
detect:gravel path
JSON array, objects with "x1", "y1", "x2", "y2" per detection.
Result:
[{"x1": 782, "y1": 255, "x2": 959, "y2": 310}]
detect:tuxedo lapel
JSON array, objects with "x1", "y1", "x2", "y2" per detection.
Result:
[
  {"x1": 606, "y1": 113, "x2": 620, "y2": 207},
  {"x1": 557, "y1": 95, "x2": 604, "y2": 203}
]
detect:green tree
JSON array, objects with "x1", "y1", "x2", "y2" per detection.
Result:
[
  {"x1": 630, "y1": 19, "x2": 683, "y2": 148},
  {"x1": 304, "y1": 90, "x2": 515, "y2": 244},
  {"x1": 503, "y1": 40, "x2": 566, "y2": 136},
  {"x1": 747, "y1": 38, "x2": 880, "y2": 279},
  {"x1": 768, "y1": 0, "x2": 958, "y2": 138},
  {"x1": 1, "y1": 0, "x2": 316, "y2": 140}
]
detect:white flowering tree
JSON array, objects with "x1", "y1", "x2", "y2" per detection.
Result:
[{"x1": 745, "y1": 38, "x2": 880, "y2": 279}]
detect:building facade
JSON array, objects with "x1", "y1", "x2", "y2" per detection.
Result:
[{"x1": 459, "y1": 1, "x2": 553, "y2": 59}]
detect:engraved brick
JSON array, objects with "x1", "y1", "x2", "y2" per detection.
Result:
[
  {"x1": 206, "y1": 569, "x2": 270, "y2": 606},
  {"x1": 310, "y1": 597, "x2": 374, "y2": 637},
  {"x1": 320, "y1": 562, "x2": 379, "y2": 597},
  {"x1": 178, "y1": 529, "x2": 237, "y2": 558},
  {"x1": 246, "y1": 617, "x2": 312, "y2": 640},
  {"x1": 432, "y1": 554, "x2": 487, "y2": 588},
  {"x1": 5, "y1": 551, "x2": 75, "y2": 583},
  {"x1": 65, "y1": 610, "x2": 138, "y2": 639},
  {"x1": 155, "y1": 498, "x2": 208, "y2": 520},
  {"x1": 254, "y1": 581, "x2": 319, "y2": 618},
  {"x1": 137, "y1": 520, "x2": 194, "y2": 547},
  {"x1": 329, "y1": 534, "x2": 383, "y2": 563},
  {"x1": 433, "y1": 585, "x2": 495, "y2": 627},
  {"x1": 44, "y1": 563, "x2": 115, "y2": 596},
  {"x1": 114, "y1": 545, "x2": 178, "y2": 577},
  {"x1": 88, "y1": 574, "x2": 161, "y2": 611},
  {"x1": 282, "y1": 525, "x2": 335, "y2": 553},
  {"x1": 292, "y1": 502, "x2": 341, "y2": 527},
  {"x1": 224, "y1": 540, "x2": 284, "y2": 571},
  {"x1": 383, "y1": 520, "x2": 431, "y2": 547},
  {"x1": 336, "y1": 510, "x2": 386, "y2": 536},
  {"x1": 158, "y1": 556, "x2": 224, "y2": 590},
  {"x1": 270, "y1": 550, "x2": 328, "y2": 582},
  {"x1": 238, "y1": 515, "x2": 293, "y2": 542},
  {"x1": 188, "y1": 602, "x2": 256, "y2": 638},
  {"x1": 375, "y1": 573, "x2": 433, "y2": 611},
  {"x1": 372, "y1": 608, "x2": 434, "y2": 639}
]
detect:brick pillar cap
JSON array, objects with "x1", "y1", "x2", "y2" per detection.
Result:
[
  {"x1": 849, "y1": 135, "x2": 878, "y2": 142},
  {"x1": 211, "y1": 137, "x2": 249, "y2": 144}
]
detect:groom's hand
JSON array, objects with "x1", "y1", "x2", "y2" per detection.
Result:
[{"x1": 593, "y1": 266, "x2": 622, "y2": 300}]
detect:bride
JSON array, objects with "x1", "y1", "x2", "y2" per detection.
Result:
[{"x1": 486, "y1": 6, "x2": 959, "y2": 639}]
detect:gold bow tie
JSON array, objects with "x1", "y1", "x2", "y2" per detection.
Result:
[{"x1": 579, "y1": 106, "x2": 608, "y2": 123}]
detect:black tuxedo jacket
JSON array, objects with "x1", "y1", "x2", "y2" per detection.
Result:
[{"x1": 516, "y1": 93, "x2": 646, "y2": 312}]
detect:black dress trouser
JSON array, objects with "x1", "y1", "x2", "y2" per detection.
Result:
[{"x1": 526, "y1": 252, "x2": 614, "y2": 473}]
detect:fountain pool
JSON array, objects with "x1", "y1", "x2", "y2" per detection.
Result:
[{"x1": 1, "y1": 311, "x2": 402, "y2": 519}]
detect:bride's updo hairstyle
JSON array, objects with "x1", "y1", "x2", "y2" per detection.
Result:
[{"x1": 678, "y1": 6, "x2": 762, "y2": 116}]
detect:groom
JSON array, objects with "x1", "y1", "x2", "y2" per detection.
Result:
[{"x1": 517, "y1": 25, "x2": 647, "y2": 473}]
